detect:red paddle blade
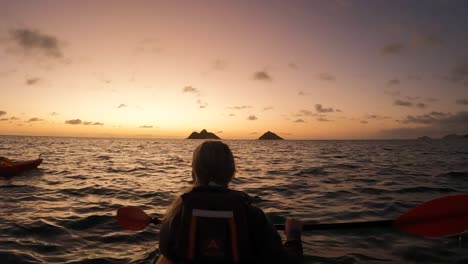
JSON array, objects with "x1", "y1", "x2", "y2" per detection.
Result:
[
  {"x1": 116, "y1": 206, "x2": 152, "y2": 231},
  {"x1": 395, "y1": 194, "x2": 468, "y2": 238}
]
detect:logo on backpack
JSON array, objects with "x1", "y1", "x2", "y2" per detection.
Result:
[{"x1": 203, "y1": 238, "x2": 224, "y2": 257}]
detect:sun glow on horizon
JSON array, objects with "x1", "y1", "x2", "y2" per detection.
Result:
[{"x1": 1, "y1": 1, "x2": 467, "y2": 140}]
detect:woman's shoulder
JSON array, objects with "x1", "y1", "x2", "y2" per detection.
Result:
[{"x1": 228, "y1": 189, "x2": 254, "y2": 204}]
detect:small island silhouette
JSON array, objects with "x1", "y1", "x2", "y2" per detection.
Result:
[
  {"x1": 258, "y1": 131, "x2": 283, "y2": 140},
  {"x1": 187, "y1": 129, "x2": 220, "y2": 139}
]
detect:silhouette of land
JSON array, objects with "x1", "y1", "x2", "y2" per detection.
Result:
[
  {"x1": 442, "y1": 134, "x2": 467, "y2": 140},
  {"x1": 418, "y1": 134, "x2": 468, "y2": 140},
  {"x1": 258, "y1": 131, "x2": 283, "y2": 140},
  {"x1": 187, "y1": 129, "x2": 220, "y2": 139}
]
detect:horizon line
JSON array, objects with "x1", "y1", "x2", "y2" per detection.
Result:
[{"x1": 1, "y1": 133, "x2": 466, "y2": 141}]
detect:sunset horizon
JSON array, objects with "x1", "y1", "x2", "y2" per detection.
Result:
[
  {"x1": 1, "y1": 2, "x2": 468, "y2": 262},
  {"x1": 1, "y1": 1, "x2": 467, "y2": 140}
]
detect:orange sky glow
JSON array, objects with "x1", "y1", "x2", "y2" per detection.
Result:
[{"x1": 0, "y1": 1, "x2": 467, "y2": 139}]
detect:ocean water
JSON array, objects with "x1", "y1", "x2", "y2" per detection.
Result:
[{"x1": 1, "y1": 135, "x2": 468, "y2": 264}]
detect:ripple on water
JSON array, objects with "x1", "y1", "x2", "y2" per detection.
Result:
[
  {"x1": 1, "y1": 137, "x2": 468, "y2": 263},
  {"x1": 62, "y1": 215, "x2": 114, "y2": 231}
]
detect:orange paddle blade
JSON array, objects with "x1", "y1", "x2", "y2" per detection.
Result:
[
  {"x1": 116, "y1": 206, "x2": 152, "y2": 231},
  {"x1": 396, "y1": 194, "x2": 468, "y2": 238}
]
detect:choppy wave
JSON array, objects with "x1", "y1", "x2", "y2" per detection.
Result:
[
  {"x1": 439, "y1": 171, "x2": 468, "y2": 178},
  {"x1": 1, "y1": 136, "x2": 468, "y2": 263}
]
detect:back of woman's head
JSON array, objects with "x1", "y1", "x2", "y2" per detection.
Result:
[{"x1": 192, "y1": 141, "x2": 235, "y2": 186}]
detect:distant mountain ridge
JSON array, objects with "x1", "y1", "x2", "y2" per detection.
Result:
[
  {"x1": 418, "y1": 134, "x2": 468, "y2": 140},
  {"x1": 442, "y1": 134, "x2": 467, "y2": 140},
  {"x1": 187, "y1": 129, "x2": 220, "y2": 139}
]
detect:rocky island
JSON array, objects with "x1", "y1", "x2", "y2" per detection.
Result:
[
  {"x1": 258, "y1": 131, "x2": 283, "y2": 140},
  {"x1": 187, "y1": 129, "x2": 220, "y2": 139}
]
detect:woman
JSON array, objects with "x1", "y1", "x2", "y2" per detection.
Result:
[{"x1": 158, "y1": 141, "x2": 303, "y2": 263}]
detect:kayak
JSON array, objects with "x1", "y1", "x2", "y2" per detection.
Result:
[{"x1": 0, "y1": 158, "x2": 43, "y2": 177}]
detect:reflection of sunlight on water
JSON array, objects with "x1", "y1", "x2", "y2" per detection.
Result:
[{"x1": 1, "y1": 137, "x2": 468, "y2": 263}]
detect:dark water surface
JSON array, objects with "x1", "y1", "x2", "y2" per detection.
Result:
[{"x1": 1, "y1": 136, "x2": 468, "y2": 263}]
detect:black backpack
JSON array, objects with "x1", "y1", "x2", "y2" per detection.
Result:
[{"x1": 176, "y1": 186, "x2": 253, "y2": 263}]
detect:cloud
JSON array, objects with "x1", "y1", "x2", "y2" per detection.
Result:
[
  {"x1": 413, "y1": 32, "x2": 443, "y2": 47},
  {"x1": 26, "y1": 77, "x2": 40, "y2": 85},
  {"x1": 387, "y1": 79, "x2": 400, "y2": 86},
  {"x1": 65, "y1": 119, "x2": 82, "y2": 125},
  {"x1": 452, "y1": 63, "x2": 468, "y2": 80},
  {"x1": 253, "y1": 71, "x2": 272, "y2": 81},
  {"x1": 318, "y1": 73, "x2": 336, "y2": 82},
  {"x1": 294, "y1": 119, "x2": 305, "y2": 123},
  {"x1": 183, "y1": 86, "x2": 199, "y2": 93},
  {"x1": 288, "y1": 63, "x2": 298, "y2": 70},
  {"x1": 247, "y1": 115, "x2": 258, "y2": 121},
  {"x1": 315, "y1": 104, "x2": 334, "y2": 113},
  {"x1": 407, "y1": 75, "x2": 422, "y2": 80},
  {"x1": 263, "y1": 106, "x2": 274, "y2": 111},
  {"x1": 416, "y1": 103, "x2": 427, "y2": 109},
  {"x1": 365, "y1": 114, "x2": 390, "y2": 120},
  {"x1": 0, "y1": 69, "x2": 17, "y2": 77},
  {"x1": 212, "y1": 59, "x2": 227, "y2": 71},
  {"x1": 50, "y1": 112, "x2": 59, "y2": 116},
  {"x1": 381, "y1": 111, "x2": 468, "y2": 138},
  {"x1": 298, "y1": 91, "x2": 309, "y2": 96},
  {"x1": 442, "y1": 62, "x2": 468, "y2": 84},
  {"x1": 398, "y1": 115, "x2": 435, "y2": 125},
  {"x1": 406, "y1": 96, "x2": 420, "y2": 101},
  {"x1": 381, "y1": 43, "x2": 403, "y2": 55},
  {"x1": 197, "y1": 99, "x2": 208, "y2": 108},
  {"x1": 0, "y1": 111, "x2": 6, "y2": 116},
  {"x1": 317, "y1": 117, "x2": 332, "y2": 122},
  {"x1": 427, "y1": 97, "x2": 438, "y2": 103},
  {"x1": 394, "y1": 100, "x2": 413, "y2": 107},
  {"x1": 118, "y1": 104, "x2": 127, "y2": 109},
  {"x1": 384, "y1": 90, "x2": 401, "y2": 96},
  {"x1": 83, "y1": 121, "x2": 104, "y2": 125},
  {"x1": 183, "y1": 86, "x2": 207, "y2": 108},
  {"x1": 228, "y1": 105, "x2": 252, "y2": 110},
  {"x1": 139, "y1": 125, "x2": 153, "y2": 128},
  {"x1": 27, "y1": 117, "x2": 43, "y2": 122},
  {"x1": 9, "y1": 28, "x2": 63, "y2": 58},
  {"x1": 360, "y1": 120, "x2": 369, "y2": 124},
  {"x1": 65, "y1": 119, "x2": 104, "y2": 125},
  {"x1": 0, "y1": 116, "x2": 19, "y2": 121},
  {"x1": 456, "y1": 98, "x2": 468, "y2": 105},
  {"x1": 229, "y1": 113, "x2": 236, "y2": 117},
  {"x1": 296, "y1": 109, "x2": 315, "y2": 116},
  {"x1": 134, "y1": 38, "x2": 163, "y2": 54},
  {"x1": 398, "y1": 111, "x2": 450, "y2": 125}
]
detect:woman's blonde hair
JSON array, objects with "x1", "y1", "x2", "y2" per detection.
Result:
[{"x1": 163, "y1": 141, "x2": 236, "y2": 222}]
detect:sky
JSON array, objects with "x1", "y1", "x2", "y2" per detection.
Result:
[{"x1": 0, "y1": 0, "x2": 467, "y2": 140}]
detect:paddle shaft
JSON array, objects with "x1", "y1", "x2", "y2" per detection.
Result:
[
  {"x1": 275, "y1": 220, "x2": 394, "y2": 231},
  {"x1": 118, "y1": 194, "x2": 468, "y2": 237}
]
